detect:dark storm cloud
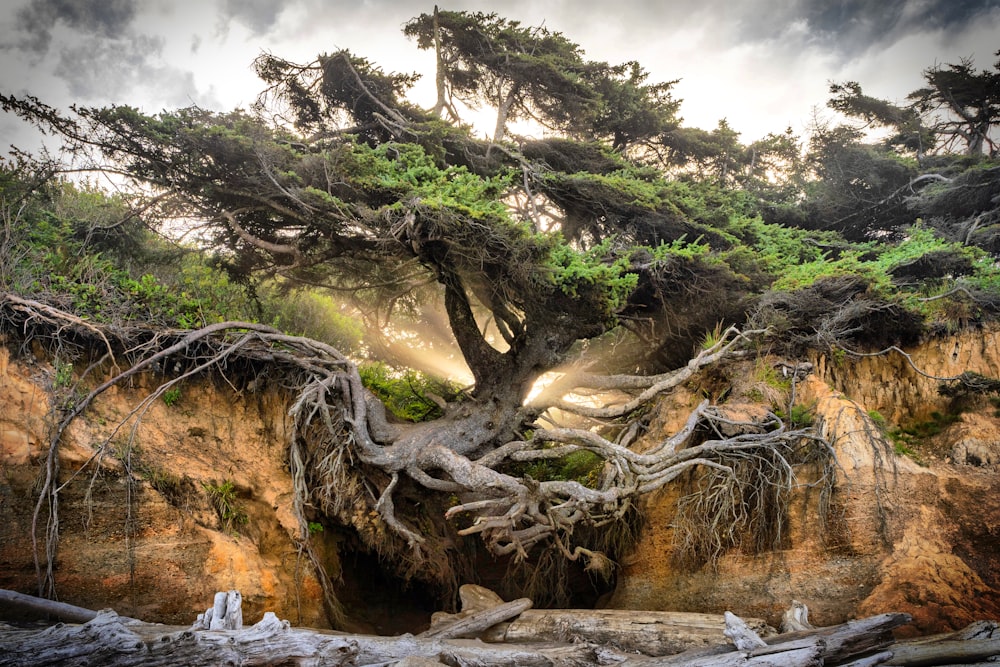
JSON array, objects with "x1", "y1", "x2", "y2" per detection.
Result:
[
  {"x1": 15, "y1": 0, "x2": 137, "y2": 53},
  {"x1": 739, "y1": 0, "x2": 1000, "y2": 57},
  {"x1": 218, "y1": 0, "x2": 285, "y2": 35},
  {"x1": 55, "y1": 33, "x2": 157, "y2": 98}
]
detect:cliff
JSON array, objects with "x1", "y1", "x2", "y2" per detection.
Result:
[
  {"x1": 1, "y1": 329, "x2": 999, "y2": 634},
  {"x1": 610, "y1": 327, "x2": 1000, "y2": 635}
]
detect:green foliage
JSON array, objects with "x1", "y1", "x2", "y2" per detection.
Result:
[
  {"x1": 767, "y1": 225, "x2": 1000, "y2": 326},
  {"x1": 867, "y1": 410, "x2": 887, "y2": 429},
  {"x1": 53, "y1": 360, "x2": 74, "y2": 388},
  {"x1": 162, "y1": 386, "x2": 181, "y2": 407},
  {"x1": 308, "y1": 521, "x2": 324, "y2": 535},
  {"x1": 886, "y1": 409, "x2": 962, "y2": 466},
  {"x1": 257, "y1": 284, "x2": 364, "y2": 354},
  {"x1": 547, "y1": 238, "x2": 639, "y2": 317},
  {"x1": 358, "y1": 362, "x2": 460, "y2": 422},
  {"x1": 517, "y1": 449, "x2": 604, "y2": 488},
  {"x1": 404, "y1": 10, "x2": 600, "y2": 139},
  {"x1": 700, "y1": 321, "x2": 726, "y2": 350},
  {"x1": 0, "y1": 168, "x2": 254, "y2": 328},
  {"x1": 203, "y1": 480, "x2": 248, "y2": 533},
  {"x1": 774, "y1": 403, "x2": 815, "y2": 428}
]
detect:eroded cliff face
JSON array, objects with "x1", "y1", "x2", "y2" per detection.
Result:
[
  {"x1": 1, "y1": 329, "x2": 999, "y2": 634},
  {"x1": 610, "y1": 328, "x2": 1000, "y2": 635},
  {"x1": 0, "y1": 342, "x2": 331, "y2": 627}
]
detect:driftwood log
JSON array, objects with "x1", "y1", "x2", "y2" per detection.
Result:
[
  {"x1": 0, "y1": 608, "x2": 625, "y2": 667},
  {"x1": 2, "y1": 588, "x2": 999, "y2": 666},
  {"x1": 0, "y1": 609, "x2": 358, "y2": 667},
  {"x1": 481, "y1": 608, "x2": 773, "y2": 656},
  {"x1": 0, "y1": 589, "x2": 138, "y2": 624},
  {"x1": 434, "y1": 583, "x2": 772, "y2": 656}
]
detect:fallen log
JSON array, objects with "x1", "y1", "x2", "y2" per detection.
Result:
[
  {"x1": 883, "y1": 637, "x2": 1000, "y2": 666},
  {"x1": 481, "y1": 608, "x2": 773, "y2": 656},
  {"x1": 0, "y1": 609, "x2": 358, "y2": 667},
  {"x1": 0, "y1": 589, "x2": 138, "y2": 624},
  {"x1": 618, "y1": 611, "x2": 913, "y2": 666},
  {"x1": 764, "y1": 612, "x2": 913, "y2": 665},
  {"x1": 418, "y1": 597, "x2": 532, "y2": 639},
  {"x1": 620, "y1": 636, "x2": 826, "y2": 666},
  {"x1": 0, "y1": 608, "x2": 628, "y2": 667},
  {"x1": 349, "y1": 633, "x2": 627, "y2": 666}
]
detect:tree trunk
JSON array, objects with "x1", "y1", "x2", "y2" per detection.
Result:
[
  {"x1": 883, "y1": 638, "x2": 1000, "y2": 666},
  {"x1": 493, "y1": 87, "x2": 518, "y2": 143},
  {"x1": 418, "y1": 597, "x2": 532, "y2": 639}
]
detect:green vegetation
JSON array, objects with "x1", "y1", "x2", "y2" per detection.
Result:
[
  {"x1": 774, "y1": 403, "x2": 815, "y2": 428},
  {"x1": 358, "y1": 362, "x2": 461, "y2": 422},
  {"x1": 513, "y1": 449, "x2": 605, "y2": 489},
  {"x1": 202, "y1": 480, "x2": 248, "y2": 533},
  {"x1": 161, "y1": 386, "x2": 182, "y2": 407}
]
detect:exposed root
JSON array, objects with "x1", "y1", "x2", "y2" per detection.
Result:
[{"x1": 2, "y1": 292, "x2": 847, "y2": 616}]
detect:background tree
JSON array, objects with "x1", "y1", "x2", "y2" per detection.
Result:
[
  {"x1": 828, "y1": 81, "x2": 935, "y2": 160},
  {"x1": 403, "y1": 9, "x2": 602, "y2": 142},
  {"x1": 584, "y1": 60, "x2": 681, "y2": 155},
  {"x1": 908, "y1": 51, "x2": 1000, "y2": 157}
]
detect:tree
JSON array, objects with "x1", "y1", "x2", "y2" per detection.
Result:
[
  {"x1": 801, "y1": 120, "x2": 918, "y2": 240},
  {"x1": 828, "y1": 81, "x2": 935, "y2": 160},
  {"x1": 403, "y1": 9, "x2": 602, "y2": 142},
  {"x1": 908, "y1": 52, "x2": 1000, "y2": 157},
  {"x1": 1, "y1": 13, "x2": 901, "y2": 614},
  {"x1": 584, "y1": 60, "x2": 680, "y2": 155}
]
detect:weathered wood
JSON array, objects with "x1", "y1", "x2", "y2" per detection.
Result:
[
  {"x1": 780, "y1": 600, "x2": 814, "y2": 633},
  {"x1": 765, "y1": 612, "x2": 913, "y2": 664},
  {"x1": 883, "y1": 638, "x2": 1000, "y2": 666},
  {"x1": 724, "y1": 610, "x2": 768, "y2": 650},
  {"x1": 0, "y1": 609, "x2": 628, "y2": 667},
  {"x1": 191, "y1": 590, "x2": 243, "y2": 631},
  {"x1": 0, "y1": 609, "x2": 358, "y2": 667},
  {"x1": 418, "y1": 597, "x2": 532, "y2": 639},
  {"x1": 838, "y1": 651, "x2": 893, "y2": 667},
  {"x1": 620, "y1": 636, "x2": 826, "y2": 666},
  {"x1": 0, "y1": 589, "x2": 137, "y2": 624},
  {"x1": 620, "y1": 612, "x2": 914, "y2": 667},
  {"x1": 350, "y1": 634, "x2": 626, "y2": 666},
  {"x1": 482, "y1": 608, "x2": 772, "y2": 657}
]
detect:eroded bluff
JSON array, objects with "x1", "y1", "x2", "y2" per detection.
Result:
[{"x1": 1, "y1": 328, "x2": 999, "y2": 634}]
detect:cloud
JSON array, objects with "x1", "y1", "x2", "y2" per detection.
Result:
[
  {"x1": 53, "y1": 32, "x2": 210, "y2": 108},
  {"x1": 736, "y1": 0, "x2": 1000, "y2": 57},
  {"x1": 218, "y1": 0, "x2": 287, "y2": 36},
  {"x1": 15, "y1": 0, "x2": 137, "y2": 53}
]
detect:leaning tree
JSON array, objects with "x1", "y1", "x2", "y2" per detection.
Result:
[{"x1": 1, "y1": 15, "x2": 844, "y2": 615}]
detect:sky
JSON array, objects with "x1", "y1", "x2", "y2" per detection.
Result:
[{"x1": 1, "y1": 0, "x2": 999, "y2": 156}]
